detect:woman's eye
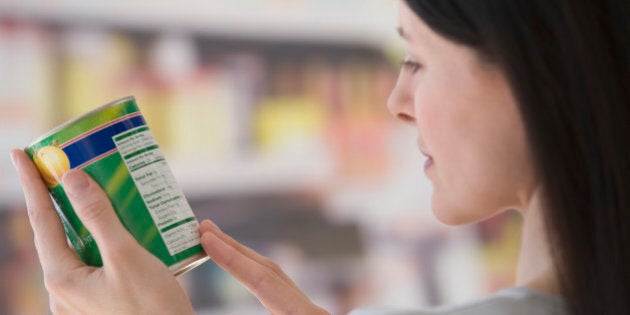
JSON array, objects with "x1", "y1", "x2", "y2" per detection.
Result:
[{"x1": 401, "y1": 59, "x2": 422, "y2": 74}]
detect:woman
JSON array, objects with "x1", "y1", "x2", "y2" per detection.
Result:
[{"x1": 11, "y1": 0, "x2": 629, "y2": 314}]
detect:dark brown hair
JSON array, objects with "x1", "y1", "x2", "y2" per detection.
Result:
[{"x1": 405, "y1": 1, "x2": 630, "y2": 314}]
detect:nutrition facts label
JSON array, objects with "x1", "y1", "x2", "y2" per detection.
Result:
[{"x1": 113, "y1": 126, "x2": 200, "y2": 256}]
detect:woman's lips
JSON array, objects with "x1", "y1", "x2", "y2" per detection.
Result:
[
  {"x1": 424, "y1": 156, "x2": 434, "y2": 172},
  {"x1": 418, "y1": 145, "x2": 433, "y2": 172}
]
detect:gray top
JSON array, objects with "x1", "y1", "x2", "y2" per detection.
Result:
[{"x1": 350, "y1": 287, "x2": 567, "y2": 315}]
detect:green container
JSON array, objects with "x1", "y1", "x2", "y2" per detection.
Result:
[{"x1": 26, "y1": 96, "x2": 208, "y2": 275}]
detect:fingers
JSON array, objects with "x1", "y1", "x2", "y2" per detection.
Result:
[
  {"x1": 200, "y1": 226, "x2": 313, "y2": 314},
  {"x1": 11, "y1": 149, "x2": 82, "y2": 275},
  {"x1": 199, "y1": 220, "x2": 300, "y2": 289},
  {"x1": 199, "y1": 220, "x2": 275, "y2": 268},
  {"x1": 199, "y1": 220, "x2": 272, "y2": 267},
  {"x1": 49, "y1": 296, "x2": 72, "y2": 315},
  {"x1": 61, "y1": 169, "x2": 138, "y2": 264}
]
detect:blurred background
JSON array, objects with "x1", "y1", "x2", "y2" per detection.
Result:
[{"x1": 0, "y1": 1, "x2": 521, "y2": 314}]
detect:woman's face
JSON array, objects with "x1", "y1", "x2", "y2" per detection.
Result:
[{"x1": 390, "y1": 2, "x2": 539, "y2": 225}]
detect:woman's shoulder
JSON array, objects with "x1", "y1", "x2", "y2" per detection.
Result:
[{"x1": 349, "y1": 287, "x2": 567, "y2": 315}]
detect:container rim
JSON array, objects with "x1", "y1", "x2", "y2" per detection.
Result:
[{"x1": 26, "y1": 96, "x2": 136, "y2": 149}]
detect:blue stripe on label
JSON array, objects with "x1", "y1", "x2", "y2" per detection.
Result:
[{"x1": 63, "y1": 116, "x2": 147, "y2": 168}]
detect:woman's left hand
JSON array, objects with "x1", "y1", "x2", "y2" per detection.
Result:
[{"x1": 199, "y1": 220, "x2": 330, "y2": 315}]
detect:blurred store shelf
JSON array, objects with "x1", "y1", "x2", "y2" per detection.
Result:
[
  {"x1": 0, "y1": 8, "x2": 398, "y2": 210},
  {"x1": 0, "y1": 0, "x2": 397, "y2": 47},
  {"x1": 0, "y1": 152, "x2": 334, "y2": 209},
  {"x1": 171, "y1": 152, "x2": 334, "y2": 198}
]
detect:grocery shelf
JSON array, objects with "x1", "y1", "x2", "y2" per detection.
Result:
[
  {"x1": 0, "y1": 153, "x2": 334, "y2": 209},
  {"x1": 0, "y1": 0, "x2": 398, "y2": 48},
  {"x1": 0, "y1": 0, "x2": 397, "y2": 209},
  {"x1": 171, "y1": 152, "x2": 334, "y2": 199}
]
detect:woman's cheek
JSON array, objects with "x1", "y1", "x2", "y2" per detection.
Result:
[{"x1": 414, "y1": 100, "x2": 487, "y2": 224}]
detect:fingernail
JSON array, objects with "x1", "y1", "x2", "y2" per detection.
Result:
[
  {"x1": 201, "y1": 219, "x2": 220, "y2": 232},
  {"x1": 62, "y1": 170, "x2": 89, "y2": 196},
  {"x1": 9, "y1": 150, "x2": 18, "y2": 170}
]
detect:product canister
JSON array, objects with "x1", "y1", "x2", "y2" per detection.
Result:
[{"x1": 26, "y1": 96, "x2": 208, "y2": 275}]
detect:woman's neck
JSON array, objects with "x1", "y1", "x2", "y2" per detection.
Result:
[{"x1": 515, "y1": 189, "x2": 559, "y2": 296}]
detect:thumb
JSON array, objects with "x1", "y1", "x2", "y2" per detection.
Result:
[{"x1": 62, "y1": 169, "x2": 138, "y2": 264}]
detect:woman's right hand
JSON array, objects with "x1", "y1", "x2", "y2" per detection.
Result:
[
  {"x1": 12, "y1": 149, "x2": 196, "y2": 315},
  {"x1": 199, "y1": 220, "x2": 330, "y2": 315}
]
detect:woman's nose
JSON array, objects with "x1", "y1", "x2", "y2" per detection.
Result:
[{"x1": 387, "y1": 73, "x2": 416, "y2": 125}]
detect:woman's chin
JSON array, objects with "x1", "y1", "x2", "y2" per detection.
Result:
[
  {"x1": 432, "y1": 207, "x2": 470, "y2": 226},
  {"x1": 431, "y1": 198, "x2": 494, "y2": 226}
]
